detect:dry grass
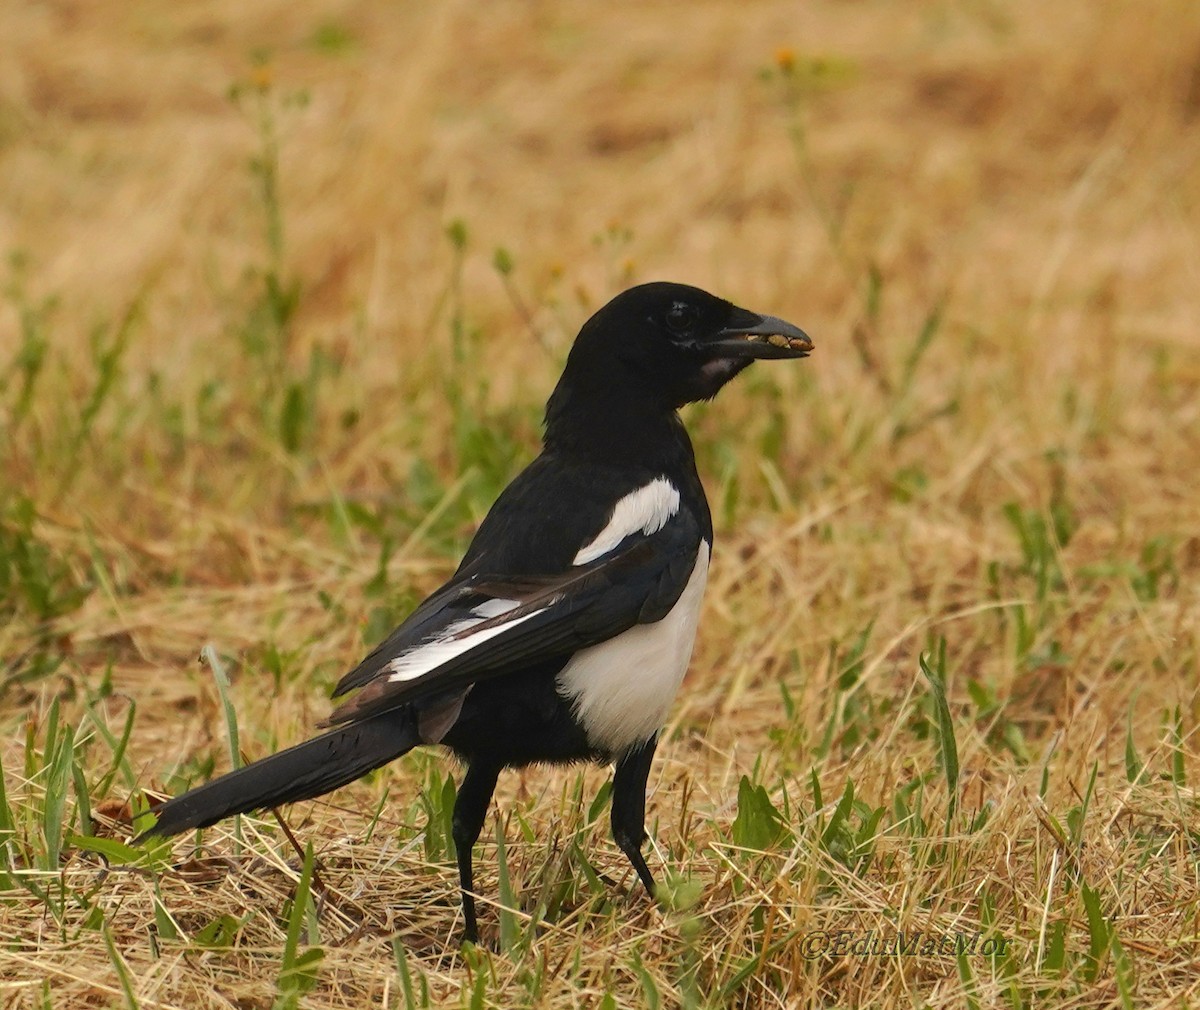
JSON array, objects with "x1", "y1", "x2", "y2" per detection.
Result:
[{"x1": 2, "y1": 0, "x2": 1200, "y2": 1006}]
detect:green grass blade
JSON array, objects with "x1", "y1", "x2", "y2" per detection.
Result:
[
  {"x1": 631, "y1": 950, "x2": 660, "y2": 1010},
  {"x1": 1081, "y1": 883, "x2": 1110, "y2": 981},
  {"x1": 393, "y1": 937, "x2": 425, "y2": 1010},
  {"x1": 102, "y1": 922, "x2": 141, "y2": 1010},
  {"x1": 201, "y1": 644, "x2": 243, "y2": 850},
  {"x1": 495, "y1": 813, "x2": 518, "y2": 953},
  {"x1": 1124, "y1": 708, "x2": 1143, "y2": 785},
  {"x1": 87, "y1": 695, "x2": 139, "y2": 796},
  {"x1": 0, "y1": 750, "x2": 16, "y2": 888},
  {"x1": 273, "y1": 840, "x2": 324, "y2": 1010},
  {"x1": 919, "y1": 638, "x2": 960, "y2": 827},
  {"x1": 41, "y1": 723, "x2": 74, "y2": 870}
]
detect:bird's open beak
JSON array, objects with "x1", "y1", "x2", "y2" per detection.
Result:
[{"x1": 709, "y1": 312, "x2": 813, "y2": 360}]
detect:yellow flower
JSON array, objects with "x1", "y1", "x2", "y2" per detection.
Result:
[{"x1": 251, "y1": 63, "x2": 274, "y2": 91}]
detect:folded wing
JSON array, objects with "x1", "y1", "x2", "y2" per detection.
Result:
[{"x1": 326, "y1": 510, "x2": 703, "y2": 726}]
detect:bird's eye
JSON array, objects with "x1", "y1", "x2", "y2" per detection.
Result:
[{"x1": 663, "y1": 302, "x2": 699, "y2": 336}]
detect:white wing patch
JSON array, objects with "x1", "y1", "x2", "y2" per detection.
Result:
[
  {"x1": 573, "y1": 478, "x2": 681, "y2": 566},
  {"x1": 470, "y1": 598, "x2": 521, "y2": 619},
  {"x1": 557, "y1": 541, "x2": 709, "y2": 753},
  {"x1": 386, "y1": 602, "x2": 545, "y2": 683}
]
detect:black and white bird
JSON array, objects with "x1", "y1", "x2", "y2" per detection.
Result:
[{"x1": 141, "y1": 282, "x2": 812, "y2": 942}]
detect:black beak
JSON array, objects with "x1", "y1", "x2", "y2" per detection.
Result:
[{"x1": 709, "y1": 312, "x2": 814, "y2": 360}]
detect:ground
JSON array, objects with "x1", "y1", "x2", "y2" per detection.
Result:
[{"x1": 1, "y1": 1, "x2": 1199, "y2": 1007}]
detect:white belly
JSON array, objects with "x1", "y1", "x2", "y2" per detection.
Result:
[{"x1": 556, "y1": 542, "x2": 710, "y2": 754}]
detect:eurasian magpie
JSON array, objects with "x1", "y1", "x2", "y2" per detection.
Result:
[{"x1": 141, "y1": 281, "x2": 812, "y2": 942}]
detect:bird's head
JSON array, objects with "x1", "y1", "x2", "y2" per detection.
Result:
[{"x1": 555, "y1": 282, "x2": 813, "y2": 411}]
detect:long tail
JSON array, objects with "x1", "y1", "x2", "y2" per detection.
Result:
[{"x1": 141, "y1": 708, "x2": 419, "y2": 837}]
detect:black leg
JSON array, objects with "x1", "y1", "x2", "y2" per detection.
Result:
[
  {"x1": 611, "y1": 736, "x2": 659, "y2": 898},
  {"x1": 451, "y1": 762, "x2": 500, "y2": 944}
]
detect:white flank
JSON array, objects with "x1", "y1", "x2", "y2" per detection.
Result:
[
  {"x1": 573, "y1": 478, "x2": 681, "y2": 566},
  {"x1": 386, "y1": 606, "x2": 547, "y2": 683},
  {"x1": 557, "y1": 541, "x2": 709, "y2": 753}
]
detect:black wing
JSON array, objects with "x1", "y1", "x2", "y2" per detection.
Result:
[{"x1": 326, "y1": 511, "x2": 702, "y2": 726}]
